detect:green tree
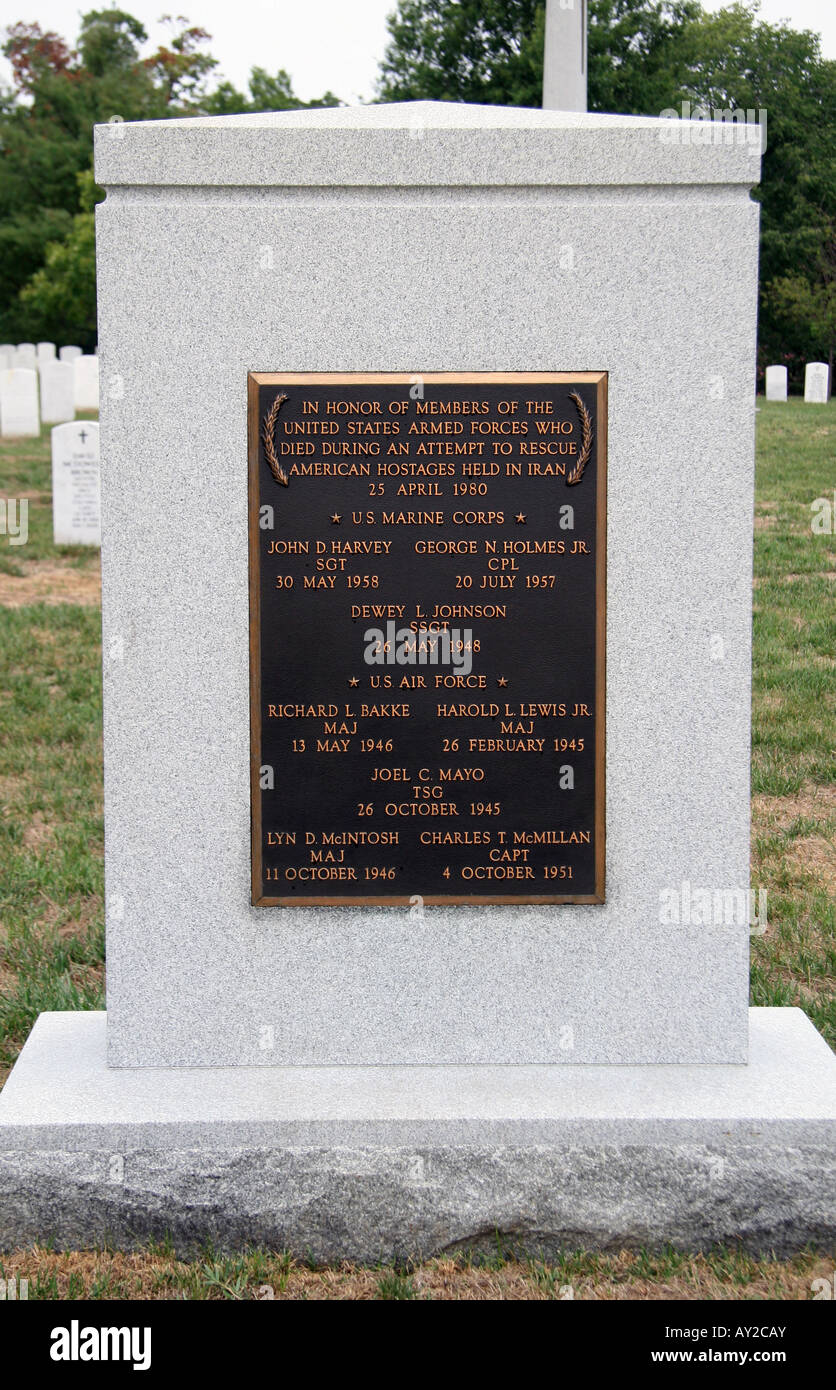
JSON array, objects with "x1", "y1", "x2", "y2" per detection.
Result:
[
  {"x1": 589, "y1": 0, "x2": 700, "y2": 114},
  {"x1": 377, "y1": 0, "x2": 545, "y2": 106},
  {"x1": 0, "y1": 9, "x2": 338, "y2": 342},
  {"x1": 0, "y1": 13, "x2": 166, "y2": 337},
  {"x1": 203, "y1": 65, "x2": 340, "y2": 115},
  {"x1": 677, "y1": 3, "x2": 835, "y2": 383},
  {"x1": 768, "y1": 256, "x2": 836, "y2": 384},
  {"x1": 0, "y1": 208, "x2": 74, "y2": 337},
  {"x1": 77, "y1": 9, "x2": 148, "y2": 77},
  {"x1": 16, "y1": 169, "x2": 102, "y2": 348},
  {"x1": 377, "y1": 0, "x2": 835, "y2": 379},
  {"x1": 141, "y1": 16, "x2": 218, "y2": 107},
  {"x1": 377, "y1": 0, "x2": 701, "y2": 113}
]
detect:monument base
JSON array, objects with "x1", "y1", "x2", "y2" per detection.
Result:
[{"x1": 0, "y1": 1009, "x2": 833, "y2": 1261}]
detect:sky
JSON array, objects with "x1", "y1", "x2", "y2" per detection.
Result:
[{"x1": 0, "y1": 0, "x2": 833, "y2": 105}]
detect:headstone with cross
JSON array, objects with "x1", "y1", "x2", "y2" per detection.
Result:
[{"x1": 51, "y1": 420, "x2": 101, "y2": 545}]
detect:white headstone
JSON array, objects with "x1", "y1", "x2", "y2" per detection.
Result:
[
  {"x1": 15, "y1": 343, "x2": 37, "y2": 370},
  {"x1": 804, "y1": 362, "x2": 829, "y2": 403},
  {"x1": 37, "y1": 341, "x2": 56, "y2": 362},
  {"x1": 765, "y1": 365, "x2": 787, "y2": 401},
  {"x1": 59, "y1": 345, "x2": 83, "y2": 362},
  {"x1": 51, "y1": 421, "x2": 101, "y2": 545},
  {"x1": 74, "y1": 355, "x2": 99, "y2": 411},
  {"x1": 0, "y1": 348, "x2": 13, "y2": 372},
  {"x1": 0, "y1": 368, "x2": 40, "y2": 436},
  {"x1": 39, "y1": 360, "x2": 76, "y2": 424}
]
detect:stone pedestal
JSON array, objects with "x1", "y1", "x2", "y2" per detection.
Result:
[
  {"x1": 94, "y1": 104, "x2": 761, "y2": 1069},
  {"x1": 1, "y1": 105, "x2": 833, "y2": 1257},
  {"x1": 0, "y1": 1009, "x2": 833, "y2": 1258}
]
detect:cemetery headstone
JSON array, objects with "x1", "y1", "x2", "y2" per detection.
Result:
[
  {"x1": 0, "y1": 104, "x2": 833, "y2": 1263},
  {"x1": 15, "y1": 343, "x2": 37, "y2": 370},
  {"x1": 74, "y1": 354, "x2": 100, "y2": 411},
  {"x1": 0, "y1": 367, "x2": 39, "y2": 437},
  {"x1": 765, "y1": 365, "x2": 787, "y2": 401},
  {"x1": 59, "y1": 345, "x2": 83, "y2": 362},
  {"x1": 0, "y1": 348, "x2": 13, "y2": 372},
  {"x1": 804, "y1": 362, "x2": 829, "y2": 403},
  {"x1": 39, "y1": 360, "x2": 76, "y2": 425},
  {"x1": 37, "y1": 341, "x2": 56, "y2": 362},
  {"x1": 51, "y1": 421, "x2": 101, "y2": 545}
]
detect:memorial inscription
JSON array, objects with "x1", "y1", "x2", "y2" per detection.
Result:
[{"x1": 249, "y1": 372, "x2": 606, "y2": 906}]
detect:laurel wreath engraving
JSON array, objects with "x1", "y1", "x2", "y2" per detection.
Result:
[
  {"x1": 262, "y1": 392, "x2": 290, "y2": 486},
  {"x1": 566, "y1": 391, "x2": 593, "y2": 486}
]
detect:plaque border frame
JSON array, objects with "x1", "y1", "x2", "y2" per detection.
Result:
[{"x1": 248, "y1": 371, "x2": 607, "y2": 907}]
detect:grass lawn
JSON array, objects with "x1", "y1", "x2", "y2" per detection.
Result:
[
  {"x1": 0, "y1": 399, "x2": 833, "y2": 1299},
  {"x1": 749, "y1": 401, "x2": 836, "y2": 1046}
]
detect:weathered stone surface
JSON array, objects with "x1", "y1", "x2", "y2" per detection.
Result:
[
  {"x1": 0, "y1": 1010, "x2": 833, "y2": 1259},
  {"x1": 1, "y1": 1141, "x2": 833, "y2": 1262}
]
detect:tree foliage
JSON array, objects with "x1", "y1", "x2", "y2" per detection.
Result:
[
  {"x1": 377, "y1": 0, "x2": 836, "y2": 383},
  {"x1": 377, "y1": 0, "x2": 545, "y2": 105},
  {"x1": 377, "y1": 0, "x2": 702, "y2": 112},
  {"x1": 679, "y1": 4, "x2": 835, "y2": 376},
  {"x1": 17, "y1": 169, "x2": 101, "y2": 348},
  {"x1": 0, "y1": 10, "x2": 339, "y2": 342},
  {"x1": 3, "y1": 2, "x2": 832, "y2": 373}
]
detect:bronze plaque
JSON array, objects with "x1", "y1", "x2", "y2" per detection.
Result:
[{"x1": 249, "y1": 372, "x2": 606, "y2": 906}]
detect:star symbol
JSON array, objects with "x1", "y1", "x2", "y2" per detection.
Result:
[
  {"x1": 497, "y1": 676, "x2": 508, "y2": 688},
  {"x1": 515, "y1": 512, "x2": 526, "y2": 524},
  {"x1": 348, "y1": 676, "x2": 359, "y2": 687},
  {"x1": 331, "y1": 513, "x2": 342, "y2": 524}
]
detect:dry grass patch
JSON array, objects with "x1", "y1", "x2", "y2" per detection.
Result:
[
  {"x1": 21, "y1": 812, "x2": 55, "y2": 851},
  {"x1": 0, "y1": 559, "x2": 101, "y2": 608},
  {"x1": 0, "y1": 1247, "x2": 829, "y2": 1301},
  {"x1": 752, "y1": 783, "x2": 836, "y2": 831},
  {"x1": 785, "y1": 836, "x2": 836, "y2": 895},
  {"x1": 0, "y1": 774, "x2": 30, "y2": 804}
]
